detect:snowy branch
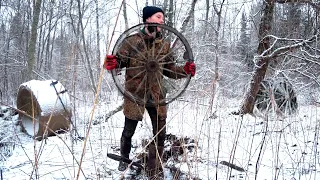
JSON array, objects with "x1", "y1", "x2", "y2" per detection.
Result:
[
  {"x1": 276, "y1": 0, "x2": 320, "y2": 10},
  {"x1": 301, "y1": 49, "x2": 320, "y2": 60},
  {"x1": 199, "y1": 20, "x2": 218, "y2": 35},
  {"x1": 260, "y1": 33, "x2": 320, "y2": 59},
  {"x1": 289, "y1": 53, "x2": 320, "y2": 66},
  {"x1": 293, "y1": 69, "x2": 320, "y2": 87}
]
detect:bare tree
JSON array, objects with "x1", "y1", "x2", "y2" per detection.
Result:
[
  {"x1": 211, "y1": 0, "x2": 225, "y2": 84},
  {"x1": 167, "y1": 0, "x2": 174, "y2": 28},
  {"x1": 95, "y1": 0, "x2": 101, "y2": 74},
  {"x1": 204, "y1": 0, "x2": 210, "y2": 38},
  {"x1": 76, "y1": 0, "x2": 97, "y2": 94},
  {"x1": 163, "y1": 0, "x2": 168, "y2": 15},
  {"x1": 239, "y1": 0, "x2": 320, "y2": 114},
  {"x1": 238, "y1": 0, "x2": 276, "y2": 114},
  {"x1": 238, "y1": 12, "x2": 252, "y2": 70},
  {"x1": 179, "y1": 0, "x2": 197, "y2": 34},
  {"x1": 37, "y1": 0, "x2": 58, "y2": 74},
  {"x1": 210, "y1": 0, "x2": 226, "y2": 178},
  {"x1": 1, "y1": 22, "x2": 8, "y2": 102},
  {"x1": 27, "y1": 0, "x2": 42, "y2": 80},
  {"x1": 123, "y1": 0, "x2": 129, "y2": 30}
]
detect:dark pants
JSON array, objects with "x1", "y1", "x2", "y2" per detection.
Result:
[{"x1": 120, "y1": 106, "x2": 166, "y2": 157}]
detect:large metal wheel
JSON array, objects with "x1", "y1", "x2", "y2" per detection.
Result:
[
  {"x1": 255, "y1": 78, "x2": 298, "y2": 115},
  {"x1": 111, "y1": 23, "x2": 193, "y2": 106}
]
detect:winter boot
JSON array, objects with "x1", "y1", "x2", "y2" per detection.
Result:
[
  {"x1": 118, "y1": 136, "x2": 131, "y2": 171},
  {"x1": 118, "y1": 161, "x2": 128, "y2": 171},
  {"x1": 147, "y1": 144, "x2": 164, "y2": 179}
]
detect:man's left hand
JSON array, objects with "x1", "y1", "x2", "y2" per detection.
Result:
[{"x1": 184, "y1": 62, "x2": 196, "y2": 77}]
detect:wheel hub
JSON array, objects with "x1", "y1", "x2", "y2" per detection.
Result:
[{"x1": 145, "y1": 60, "x2": 159, "y2": 72}]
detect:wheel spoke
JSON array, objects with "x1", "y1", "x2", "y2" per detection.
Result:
[
  {"x1": 118, "y1": 53, "x2": 146, "y2": 65},
  {"x1": 255, "y1": 79, "x2": 297, "y2": 114},
  {"x1": 278, "y1": 99, "x2": 286, "y2": 110},
  {"x1": 125, "y1": 69, "x2": 146, "y2": 84},
  {"x1": 125, "y1": 65, "x2": 145, "y2": 71},
  {"x1": 138, "y1": 31, "x2": 153, "y2": 62},
  {"x1": 151, "y1": 39, "x2": 156, "y2": 60},
  {"x1": 155, "y1": 37, "x2": 168, "y2": 60},
  {"x1": 123, "y1": 38, "x2": 147, "y2": 62},
  {"x1": 160, "y1": 66, "x2": 187, "y2": 77},
  {"x1": 161, "y1": 76, "x2": 179, "y2": 92},
  {"x1": 157, "y1": 43, "x2": 185, "y2": 63},
  {"x1": 133, "y1": 74, "x2": 147, "y2": 96}
]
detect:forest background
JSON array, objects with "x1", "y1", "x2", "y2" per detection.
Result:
[{"x1": 0, "y1": 0, "x2": 320, "y2": 179}]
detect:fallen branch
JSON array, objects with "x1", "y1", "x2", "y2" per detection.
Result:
[
  {"x1": 220, "y1": 161, "x2": 245, "y2": 172},
  {"x1": 92, "y1": 105, "x2": 123, "y2": 125}
]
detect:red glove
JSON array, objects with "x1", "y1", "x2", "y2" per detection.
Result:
[
  {"x1": 184, "y1": 62, "x2": 196, "y2": 77},
  {"x1": 103, "y1": 55, "x2": 117, "y2": 70}
]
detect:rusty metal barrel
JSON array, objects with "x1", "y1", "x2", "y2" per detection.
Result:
[{"x1": 16, "y1": 80, "x2": 72, "y2": 140}]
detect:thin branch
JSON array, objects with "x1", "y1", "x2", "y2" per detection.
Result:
[
  {"x1": 276, "y1": 0, "x2": 320, "y2": 10},
  {"x1": 261, "y1": 33, "x2": 319, "y2": 59},
  {"x1": 92, "y1": 105, "x2": 123, "y2": 125}
]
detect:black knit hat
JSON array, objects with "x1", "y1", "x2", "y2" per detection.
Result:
[{"x1": 142, "y1": 6, "x2": 164, "y2": 22}]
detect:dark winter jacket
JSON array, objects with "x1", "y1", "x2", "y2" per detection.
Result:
[{"x1": 116, "y1": 29, "x2": 187, "y2": 120}]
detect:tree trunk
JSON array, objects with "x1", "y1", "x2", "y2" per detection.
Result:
[
  {"x1": 135, "y1": 0, "x2": 140, "y2": 21},
  {"x1": 37, "y1": 0, "x2": 44, "y2": 72},
  {"x1": 27, "y1": 0, "x2": 42, "y2": 80},
  {"x1": 49, "y1": 20, "x2": 58, "y2": 74},
  {"x1": 76, "y1": 0, "x2": 97, "y2": 94},
  {"x1": 190, "y1": 4, "x2": 195, "y2": 32},
  {"x1": 163, "y1": 0, "x2": 168, "y2": 15},
  {"x1": 211, "y1": 0, "x2": 224, "y2": 98},
  {"x1": 204, "y1": 0, "x2": 210, "y2": 38},
  {"x1": 37, "y1": 20, "x2": 43, "y2": 71},
  {"x1": 45, "y1": 2, "x2": 54, "y2": 73},
  {"x1": 3, "y1": 24, "x2": 9, "y2": 102},
  {"x1": 95, "y1": 0, "x2": 101, "y2": 75},
  {"x1": 167, "y1": 0, "x2": 174, "y2": 28},
  {"x1": 123, "y1": 0, "x2": 129, "y2": 30},
  {"x1": 239, "y1": 0, "x2": 275, "y2": 114},
  {"x1": 179, "y1": 0, "x2": 197, "y2": 34}
]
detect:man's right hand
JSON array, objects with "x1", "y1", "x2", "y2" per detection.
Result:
[{"x1": 103, "y1": 55, "x2": 117, "y2": 70}]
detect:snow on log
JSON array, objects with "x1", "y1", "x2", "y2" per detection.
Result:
[{"x1": 16, "y1": 80, "x2": 72, "y2": 139}]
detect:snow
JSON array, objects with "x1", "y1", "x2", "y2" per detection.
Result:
[
  {"x1": 21, "y1": 115, "x2": 39, "y2": 137},
  {"x1": 0, "y1": 94, "x2": 320, "y2": 179},
  {"x1": 19, "y1": 79, "x2": 71, "y2": 117},
  {"x1": 18, "y1": 79, "x2": 72, "y2": 137}
]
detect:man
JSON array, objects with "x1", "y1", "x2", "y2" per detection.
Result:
[{"x1": 104, "y1": 6, "x2": 196, "y2": 179}]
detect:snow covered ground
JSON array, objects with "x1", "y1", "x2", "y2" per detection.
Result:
[{"x1": 0, "y1": 94, "x2": 320, "y2": 179}]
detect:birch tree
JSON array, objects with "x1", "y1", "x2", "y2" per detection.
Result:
[
  {"x1": 95, "y1": 0, "x2": 101, "y2": 74},
  {"x1": 122, "y1": 0, "x2": 129, "y2": 30}
]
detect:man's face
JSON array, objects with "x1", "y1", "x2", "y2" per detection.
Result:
[{"x1": 146, "y1": 12, "x2": 164, "y2": 32}]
